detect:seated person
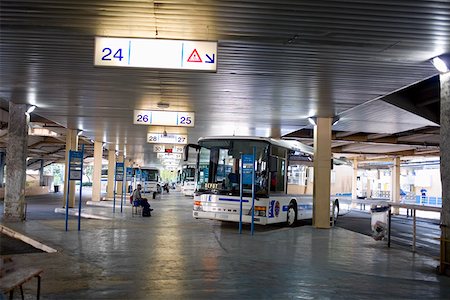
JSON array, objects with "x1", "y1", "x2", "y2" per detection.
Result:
[{"x1": 132, "y1": 184, "x2": 153, "y2": 212}]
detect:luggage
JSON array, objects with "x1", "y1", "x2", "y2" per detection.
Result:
[{"x1": 142, "y1": 206, "x2": 151, "y2": 217}]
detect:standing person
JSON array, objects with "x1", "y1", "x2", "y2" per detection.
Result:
[{"x1": 132, "y1": 184, "x2": 153, "y2": 217}]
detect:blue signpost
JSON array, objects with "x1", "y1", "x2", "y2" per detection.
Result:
[
  {"x1": 113, "y1": 162, "x2": 124, "y2": 213},
  {"x1": 239, "y1": 151, "x2": 256, "y2": 235},
  {"x1": 65, "y1": 145, "x2": 84, "y2": 232}
]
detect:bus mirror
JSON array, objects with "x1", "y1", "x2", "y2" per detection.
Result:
[{"x1": 269, "y1": 156, "x2": 278, "y2": 172}]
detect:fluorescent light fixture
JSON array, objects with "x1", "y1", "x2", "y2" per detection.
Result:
[
  {"x1": 431, "y1": 56, "x2": 449, "y2": 73},
  {"x1": 332, "y1": 116, "x2": 340, "y2": 126},
  {"x1": 308, "y1": 117, "x2": 317, "y2": 126},
  {"x1": 77, "y1": 130, "x2": 83, "y2": 136},
  {"x1": 26, "y1": 105, "x2": 36, "y2": 114}
]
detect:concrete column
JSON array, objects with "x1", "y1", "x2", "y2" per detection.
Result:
[
  {"x1": 124, "y1": 158, "x2": 131, "y2": 195},
  {"x1": 4, "y1": 102, "x2": 28, "y2": 221},
  {"x1": 63, "y1": 129, "x2": 79, "y2": 207},
  {"x1": 91, "y1": 141, "x2": 103, "y2": 202},
  {"x1": 106, "y1": 150, "x2": 116, "y2": 198},
  {"x1": 0, "y1": 151, "x2": 6, "y2": 188},
  {"x1": 312, "y1": 117, "x2": 332, "y2": 229},
  {"x1": 366, "y1": 177, "x2": 371, "y2": 199},
  {"x1": 351, "y1": 158, "x2": 358, "y2": 208},
  {"x1": 116, "y1": 153, "x2": 124, "y2": 194},
  {"x1": 39, "y1": 159, "x2": 45, "y2": 186},
  {"x1": 391, "y1": 157, "x2": 401, "y2": 214},
  {"x1": 440, "y1": 71, "x2": 450, "y2": 274}
]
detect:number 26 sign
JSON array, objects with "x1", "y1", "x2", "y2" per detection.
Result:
[{"x1": 133, "y1": 110, "x2": 195, "y2": 127}]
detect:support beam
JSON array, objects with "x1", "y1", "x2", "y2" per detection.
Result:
[
  {"x1": 4, "y1": 102, "x2": 28, "y2": 221},
  {"x1": 0, "y1": 150, "x2": 5, "y2": 188},
  {"x1": 91, "y1": 141, "x2": 103, "y2": 202},
  {"x1": 440, "y1": 71, "x2": 450, "y2": 274},
  {"x1": 106, "y1": 150, "x2": 115, "y2": 198},
  {"x1": 39, "y1": 159, "x2": 45, "y2": 186},
  {"x1": 312, "y1": 117, "x2": 332, "y2": 229},
  {"x1": 63, "y1": 129, "x2": 79, "y2": 208},
  {"x1": 352, "y1": 158, "x2": 358, "y2": 201},
  {"x1": 391, "y1": 157, "x2": 401, "y2": 215}
]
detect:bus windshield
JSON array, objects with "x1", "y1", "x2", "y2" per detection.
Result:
[
  {"x1": 196, "y1": 139, "x2": 269, "y2": 197},
  {"x1": 182, "y1": 167, "x2": 196, "y2": 182},
  {"x1": 141, "y1": 169, "x2": 159, "y2": 182}
]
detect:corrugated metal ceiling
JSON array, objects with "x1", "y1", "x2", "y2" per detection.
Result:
[{"x1": 0, "y1": 0, "x2": 448, "y2": 166}]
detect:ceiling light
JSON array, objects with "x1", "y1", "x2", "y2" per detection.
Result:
[
  {"x1": 332, "y1": 116, "x2": 340, "y2": 126},
  {"x1": 157, "y1": 102, "x2": 170, "y2": 109},
  {"x1": 308, "y1": 117, "x2": 317, "y2": 126},
  {"x1": 26, "y1": 105, "x2": 36, "y2": 114},
  {"x1": 77, "y1": 130, "x2": 83, "y2": 136},
  {"x1": 431, "y1": 55, "x2": 449, "y2": 73}
]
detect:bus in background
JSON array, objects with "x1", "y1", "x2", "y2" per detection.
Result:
[
  {"x1": 178, "y1": 164, "x2": 196, "y2": 196},
  {"x1": 138, "y1": 167, "x2": 162, "y2": 196},
  {"x1": 185, "y1": 136, "x2": 351, "y2": 227}
]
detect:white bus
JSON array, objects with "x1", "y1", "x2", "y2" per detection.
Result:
[
  {"x1": 178, "y1": 164, "x2": 196, "y2": 196},
  {"x1": 186, "y1": 136, "x2": 350, "y2": 226},
  {"x1": 137, "y1": 167, "x2": 162, "y2": 196}
]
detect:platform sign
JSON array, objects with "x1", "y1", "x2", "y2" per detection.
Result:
[
  {"x1": 153, "y1": 144, "x2": 165, "y2": 153},
  {"x1": 115, "y1": 162, "x2": 124, "y2": 181},
  {"x1": 147, "y1": 133, "x2": 187, "y2": 144},
  {"x1": 242, "y1": 154, "x2": 254, "y2": 185},
  {"x1": 95, "y1": 37, "x2": 217, "y2": 71},
  {"x1": 69, "y1": 150, "x2": 83, "y2": 180},
  {"x1": 157, "y1": 153, "x2": 182, "y2": 160},
  {"x1": 172, "y1": 145, "x2": 184, "y2": 153},
  {"x1": 126, "y1": 167, "x2": 133, "y2": 181},
  {"x1": 133, "y1": 110, "x2": 195, "y2": 127}
]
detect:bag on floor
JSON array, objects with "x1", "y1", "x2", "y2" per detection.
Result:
[{"x1": 142, "y1": 206, "x2": 151, "y2": 217}]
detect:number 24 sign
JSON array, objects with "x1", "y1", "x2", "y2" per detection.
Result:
[{"x1": 133, "y1": 110, "x2": 195, "y2": 127}]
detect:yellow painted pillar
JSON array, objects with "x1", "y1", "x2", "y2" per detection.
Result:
[
  {"x1": 391, "y1": 157, "x2": 401, "y2": 214},
  {"x1": 116, "y1": 153, "x2": 124, "y2": 194},
  {"x1": 91, "y1": 141, "x2": 103, "y2": 202},
  {"x1": 312, "y1": 117, "x2": 332, "y2": 229},
  {"x1": 106, "y1": 150, "x2": 116, "y2": 198},
  {"x1": 63, "y1": 129, "x2": 79, "y2": 207},
  {"x1": 351, "y1": 158, "x2": 358, "y2": 208}
]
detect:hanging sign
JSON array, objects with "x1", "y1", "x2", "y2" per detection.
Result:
[
  {"x1": 95, "y1": 37, "x2": 217, "y2": 71},
  {"x1": 157, "y1": 153, "x2": 182, "y2": 160},
  {"x1": 153, "y1": 144, "x2": 166, "y2": 153},
  {"x1": 172, "y1": 145, "x2": 184, "y2": 153},
  {"x1": 69, "y1": 151, "x2": 83, "y2": 180},
  {"x1": 133, "y1": 110, "x2": 195, "y2": 127},
  {"x1": 147, "y1": 133, "x2": 187, "y2": 144},
  {"x1": 115, "y1": 162, "x2": 124, "y2": 181}
]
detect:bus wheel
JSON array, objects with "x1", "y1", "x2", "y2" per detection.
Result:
[{"x1": 287, "y1": 201, "x2": 297, "y2": 227}]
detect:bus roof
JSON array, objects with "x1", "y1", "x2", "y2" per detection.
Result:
[{"x1": 197, "y1": 136, "x2": 314, "y2": 156}]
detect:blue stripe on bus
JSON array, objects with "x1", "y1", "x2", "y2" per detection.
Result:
[
  {"x1": 282, "y1": 205, "x2": 288, "y2": 212},
  {"x1": 298, "y1": 204, "x2": 313, "y2": 210},
  {"x1": 218, "y1": 198, "x2": 249, "y2": 203}
]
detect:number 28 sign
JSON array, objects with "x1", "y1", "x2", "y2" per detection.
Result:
[
  {"x1": 133, "y1": 110, "x2": 194, "y2": 127},
  {"x1": 147, "y1": 133, "x2": 188, "y2": 145}
]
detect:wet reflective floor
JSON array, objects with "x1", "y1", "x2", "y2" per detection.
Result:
[{"x1": 1, "y1": 191, "x2": 450, "y2": 299}]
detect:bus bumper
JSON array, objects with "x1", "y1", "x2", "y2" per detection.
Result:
[{"x1": 192, "y1": 211, "x2": 266, "y2": 224}]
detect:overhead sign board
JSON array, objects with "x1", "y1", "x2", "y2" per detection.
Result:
[
  {"x1": 172, "y1": 146, "x2": 184, "y2": 154},
  {"x1": 153, "y1": 144, "x2": 165, "y2": 153},
  {"x1": 134, "y1": 110, "x2": 194, "y2": 127},
  {"x1": 147, "y1": 133, "x2": 187, "y2": 144},
  {"x1": 94, "y1": 37, "x2": 217, "y2": 71},
  {"x1": 157, "y1": 153, "x2": 182, "y2": 160}
]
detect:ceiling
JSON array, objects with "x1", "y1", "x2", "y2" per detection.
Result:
[{"x1": 0, "y1": 0, "x2": 448, "y2": 168}]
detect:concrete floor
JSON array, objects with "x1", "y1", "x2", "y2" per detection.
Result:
[{"x1": 2, "y1": 191, "x2": 450, "y2": 299}]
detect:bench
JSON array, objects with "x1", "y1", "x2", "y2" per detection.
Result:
[{"x1": 0, "y1": 267, "x2": 43, "y2": 300}]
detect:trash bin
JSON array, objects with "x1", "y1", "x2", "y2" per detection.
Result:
[
  {"x1": 370, "y1": 203, "x2": 390, "y2": 241},
  {"x1": 54, "y1": 185, "x2": 60, "y2": 193}
]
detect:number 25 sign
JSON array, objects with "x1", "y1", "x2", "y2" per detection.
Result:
[{"x1": 133, "y1": 110, "x2": 195, "y2": 127}]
